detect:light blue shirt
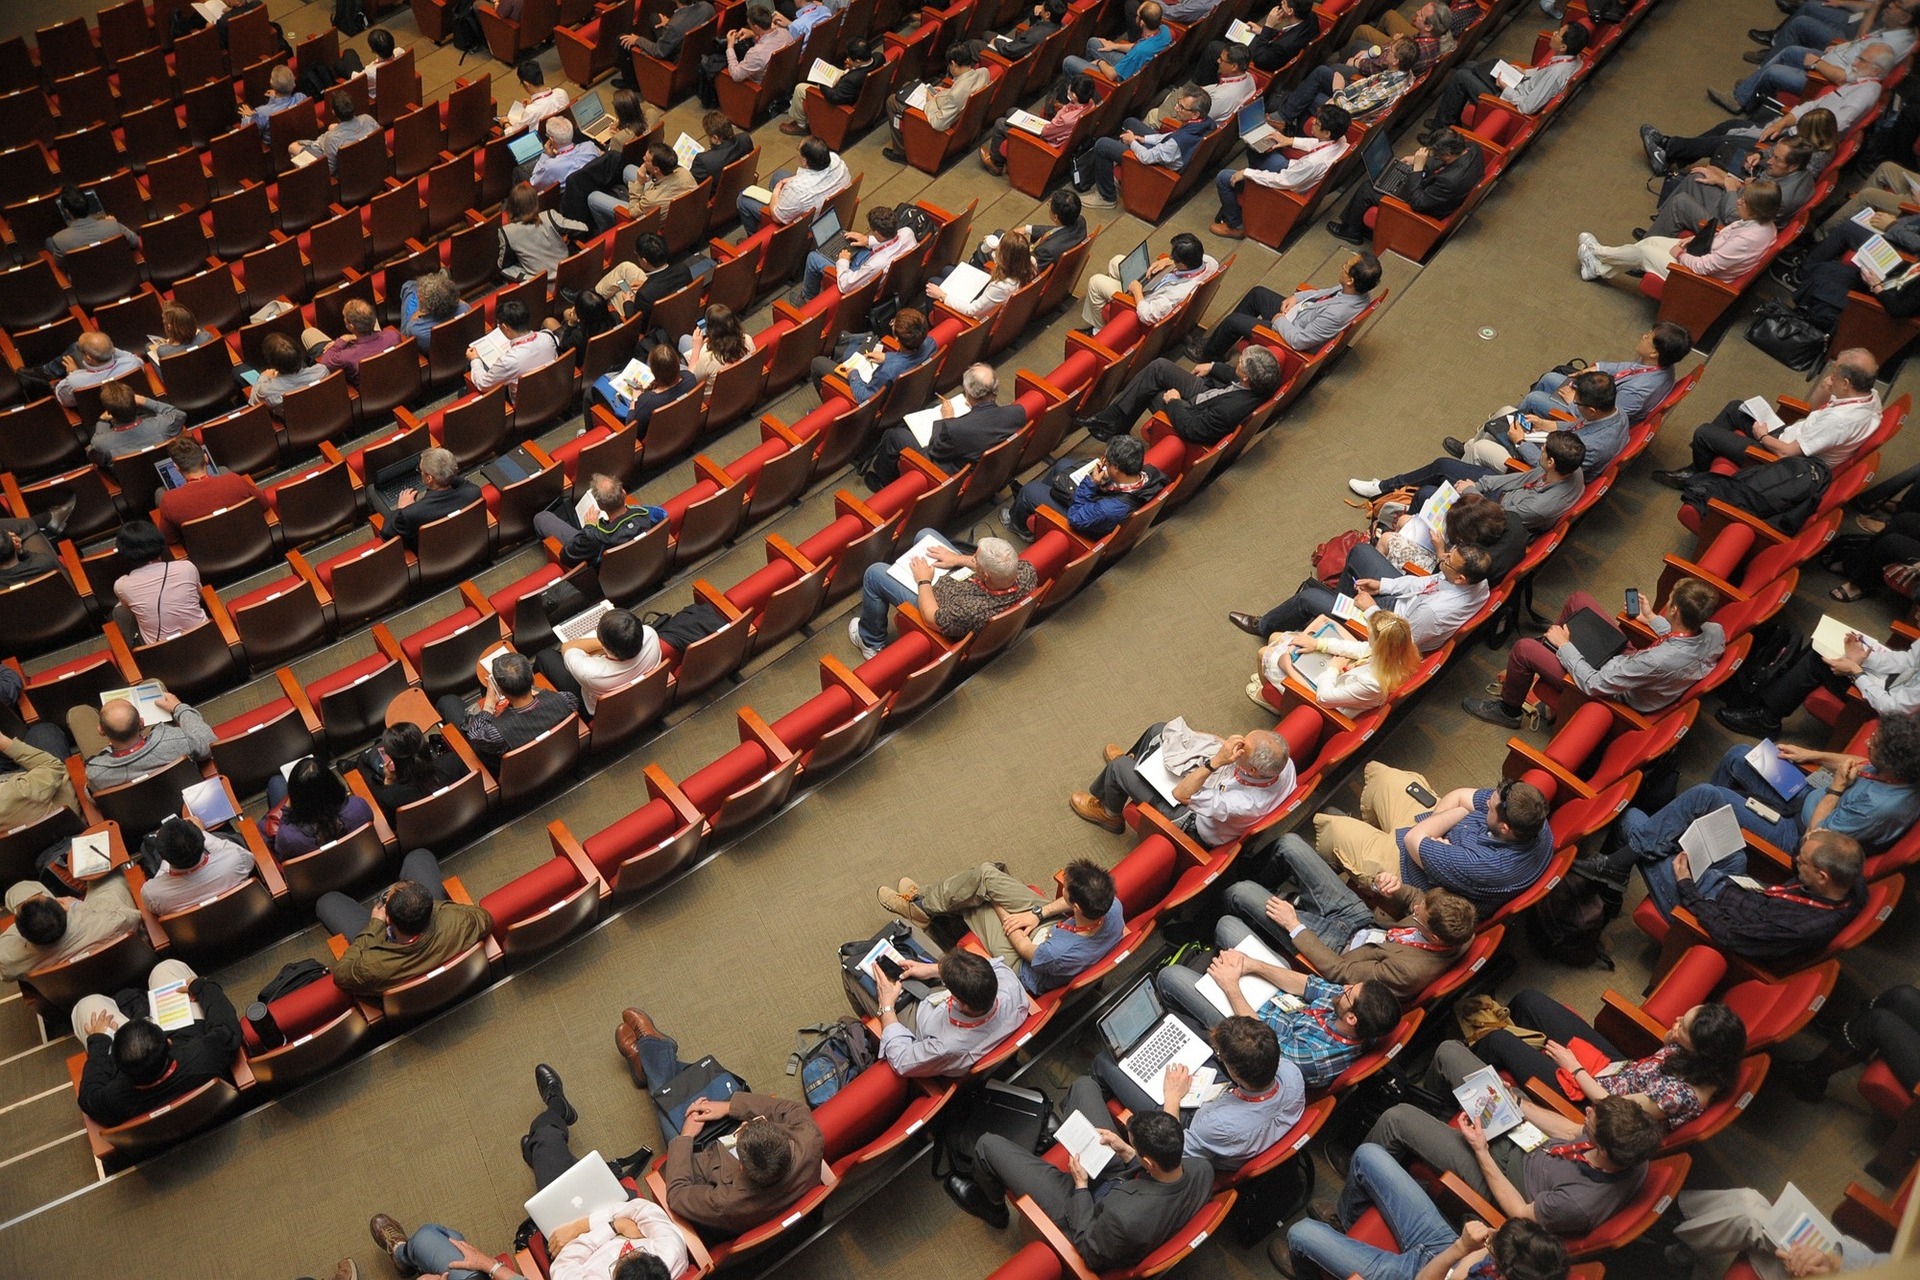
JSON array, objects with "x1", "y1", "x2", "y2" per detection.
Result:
[
  {"x1": 1022, "y1": 898, "x2": 1124, "y2": 993},
  {"x1": 530, "y1": 141, "x2": 603, "y2": 192},
  {"x1": 248, "y1": 91, "x2": 308, "y2": 147},
  {"x1": 788, "y1": 2, "x2": 832, "y2": 41},
  {"x1": 1185, "y1": 1060, "x2": 1303, "y2": 1169},
  {"x1": 1797, "y1": 766, "x2": 1920, "y2": 853}
]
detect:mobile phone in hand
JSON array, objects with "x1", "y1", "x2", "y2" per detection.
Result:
[
  {"x1": 875, "y1": 954, "x2": 904, "y2": 981},
  {"x1": 1406, "y1": 781, "x2": 1438, "y2": 807},
  {"x1": 1625, "y1": 587, "x2": 1640, "y2": 616}
]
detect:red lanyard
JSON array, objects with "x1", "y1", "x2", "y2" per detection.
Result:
[
  {"x1": 1764, "y1": 883, "x2": 1845, "y2": 911},
  {"x1": 1232, "y1": 766, "x2": 1285, "y2": 787},
  {"x1": 1305, "y1": 1005, "x2": 1357, "y2": 1045},
  {"x1": 1233, "y1": 1079, "x2": 1281, "y2": 1103},
  {"x1": 948, "y1": 998, "x2": 998, "y2": 1029},
  {"x1": 1385, "y1": 926, "x2": 1452, "y2": 952},
  {"x1": 1546, "y1": 1140, "x2": 1593, "y2": 1164}
]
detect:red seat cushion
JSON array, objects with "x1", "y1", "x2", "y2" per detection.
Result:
[
  {"x1": 1052, "y1": 349, "x2": 1100, "y2": 394},
  {"x1": 855, "y1": 630, "x2": 936, "y2": 695},
  {"x1": 244, "y1": 976, "x2": 354, "y2": 1049},
  {"x1": 727, "y1": 560, "x2": 799, "y2": 616},
  {"x1": 1021, "y1": 530, "x2": 1072, "y2": 582},
  {"x1": 770, "y1": 687, "x2": 859, "y2": 754},
  {"x1": 211, "y1": 695, "x2": 298, "y2": 740},
  {"x1": 549, "y1": 424, "x2": 608, "y2": 479},
  {"x1": 1632, "y1": 897, "x2": 1671, "y2": 943},
  {"x1": 1547, "y1": 702, "x2": 1615, "y2": 776},
  {"x1": 727, "y1": 437, "x2": 786, "y2": 484},
  {"x1": 308, "y1": 651, "x2": 394, "y2": 699},
  {"x1": 313, "y1": 539, "x2": 391, "y2": 591},
  {"x1": 1113, "y1": 837, "x2": 1179, "y2": 917},
  {"x1": 1274, "y1": 706, "x2": 1325, "y2": 764},
  {"x1": 478, "y1": 856, "x2": 585, "y2": 933},
  {"x1": 866, "y1": 467, "x2": 932, "y2": 524},
  {"x1": 1857, "y1": 1060, "x2": 1912, "y2": 1118},
  {"x1": 397, "y1": 606, "x2": 483, "y2": 672},
  {"x1": 226, "y1": 572, "x2": 306, "y2": 612},
  {"x1": 812, "y1": 1062, "x2": 910, "y2": 1165},
  {"x1": 679, "y1": 742, "x2": 773, "y2": 813},
  {"x1": 582, "y1": 798, "x2": 685, "y2": 872}
]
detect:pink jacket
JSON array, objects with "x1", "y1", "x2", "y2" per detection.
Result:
[{"x1": 1674, "y1": 218, "x2": 1774, "y2": 280}]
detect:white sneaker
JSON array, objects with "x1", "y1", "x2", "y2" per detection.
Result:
[
  {"x1": 848, "y1": 615, "x2": 881, "y2": 660},
  {"x1": 1348, "y1": 477, "x2": 1383, "y2": 499},
  {"x1": 1081, "y1": 190, "x2": 1117, "y2": 209},
  {"x1": 1576, "y1": 234, "x2": 1602, "y2": 281}
]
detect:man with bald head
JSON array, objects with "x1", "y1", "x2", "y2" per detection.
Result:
[
  {"x1": 1653, "y1": 350, "x2": 1881, "y2": 488},
  {"x1": 79, "y1": 691, "x2": 215, "y2": 792},
  {"x1": 17, "y1": 331, "x2": 145, "y2": 407},
  {"x1": 1072, "y1": 721, "x2": 1295, "y2": 846}
]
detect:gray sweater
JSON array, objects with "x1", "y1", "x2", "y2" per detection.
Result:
[{"x1": 83, "y1": 707, "x2": 215, "y2": 791}]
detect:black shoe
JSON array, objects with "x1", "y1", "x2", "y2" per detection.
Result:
[
  {"x1": 35, "y1": 494, "x2": 77, "y2": 541},
  {"x1": 610, "y1": 1144, "x2": 655, "y2": 1180},
  {"x1": 1773, "y1": 1060, "x2": 1834, "y2": 1104},
  {"x1": 1640, "y1": 124, "x2": 1668, "y2": 174},
  {"x1": 1706, "y1": 87, "x2": 1745, "y2": 115},
  {"x1": 1228, "y1": 610, "x2": 1266, "y2": 637},
  {"x1": 1442, "y1": 436, "x2": 1466, "y2": 458},
  {"x1": 881, "y1": 146, "x2": 907, "y2": 163},
  {"x1": 1665, "y1": 1243, "x2": 1699, "y2": 1272},
  {"x1": 1461, "y1": 696, "x2": 1523, "y2": 729},
  {"x1": 1651, "y1": 468, "x2": 1694, "y2": 489},
  {"x1": 943, "y1": 1174, "x2": 1010, "y2": 1228},
  {"x1": 1631, "y1": 227, "x2": 1648, "y2": 240},
  {"x1": 1075, "y1": 413, "x2": 1118, "y2": 439},
  {"x1": 534, "y1": 1063, "x2": 576, "y2": 1125},
  {"x1": 1182, "y1": 329, "x2": 1208, "y2": 361},
  {"x1": 1325, "y1": 219, "x2": 1367, "y2": 244},
  {"x1": 1715, "y1": 703, "x2": 1782, "y2": 738},
  {"x1": 1743, "y1": 48, "x2": 1769, "y2": 64}
]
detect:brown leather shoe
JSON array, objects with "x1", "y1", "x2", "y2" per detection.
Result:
[
  {"x1": 369, "y1": 1214, "x2": 410, "y2": 1269},
  {"x1": 1103, "y1": 743, "x2": 1127, "y2": 763},
  {"x1": 979, "y1": 146, "x2": 1005, "y2": 175},
  {"x1": 1208, "y1": 220, "x2": 1247, "y2": 239},
  {"x1": 329, "y1": 1261, "x2": 360, "y2": 1280},
  {"x1": 616, "y1": 1010, "x2": 651, "y2": 1089},
  {"x1": 1227, "y1": 610, "x2": 1266, "y2": 636},
  {"x1": 778, "y1": 120, "x2": 808, "y2": 135},
  {"x1": 1070, "y1": 791, "x2": 1125, "y2": 832},
  {"x1": 879, "y1": 884, "x2": 931, "y2": 925}
]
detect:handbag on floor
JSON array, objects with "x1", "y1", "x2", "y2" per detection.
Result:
[{"x1": 1745, "y1": 300, "x2": 1829, "y2": 373}]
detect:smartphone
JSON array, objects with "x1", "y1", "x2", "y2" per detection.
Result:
[
  {"x1": 1624, "y1": 587, "x2": 1641, "y2": 617},
  {"x1": 874, "y1": 954, "x2": 904, "y2": 981},
  {"x1": 1406, "y1": 781, "x2": 1438, "y2": 807},
  {"x1": 1744, "y1": 796, "x2": 1782, "y2": 823}
]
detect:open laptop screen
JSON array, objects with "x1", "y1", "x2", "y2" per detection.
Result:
[
  {"x1": 810, "y1": 207, "x2": 843, "y2": 250},
  {"x1": 1097, "y1": 980, "x2": 1161, "y2": 1055},
  {"x1": 1118, "y1": 243, "x2": 1152, "y2": 290}
]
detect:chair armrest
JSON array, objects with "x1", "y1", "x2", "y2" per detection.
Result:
[
  {"x1": 691, "y1": 579, "x2": 746, "y2": 622},
  {"x1": 1435, "y1": 1171, "x2": 1508, "y2": 1227},
  {"x1": 236, "y1": 816, "x2": 290, "y2": 898},
  {"x1": 1592, "y1": 988, "x2": 1669, "y2": 1058},
  {"x1": 765, "y1": 533, "x2": 815, "y2": 574},
  {"x1": 819, "y1": 654, "x2": 879, "y2": 704},
  {"x1": 341, "y1": 768, "x2": 400, "y2": 849},
  {"x1": 369, "y1": 623, "x2": 422, "y2": 685},
  {"x1": 198, "y1": 586, "x2": 243, "y2": 652},
  {"x1": 1013, "y1": 1195, "x2": 1099, "y2": 1280},
  {"x1": 439, "y1": 723, "x2": 496, "y2": 796},
  {"x1": 735, "y1": 706, "x2": 794, "y2": 762},
  {"x1": 1500, "y1": 735, "x2": 1598, "y2": 799},
  {"x1": 1523, "y1": 1075, "x2": 1586, "y2": 1121},
  {"x1": 642, "y1": 763, "x2": 705, "y2": 827},
  {"x1": 1740, "y1": 829, "x2": 1796, "y2": 873},
  {"x1": 1132, "y1": 804, "x2": 1212, "y2": 868}
]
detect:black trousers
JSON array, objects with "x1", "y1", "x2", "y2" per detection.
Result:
[
  {"x1": 1856, "y1": 985, "x2": 1920, "y2": 1091},
  {"x1": 1687, "y1": 399, "x2": 1764, "y2": 473},
  {"x1": 1839, "y1": 511, "x2": 1920, "y2": 590},
  {"x1": 1740, "y1": 640, "x2": 1850, "y2": 719},
  {"x1": 1199, "y1": 286, "x2": 1285, "y2": 363},
  {"x1": 1429, "y1": 61, "x2": 1499, "y2": 129},
  {"x1": 1474, "y1": 988, "x2": 1624, "y2": 1097},
  {"x1": 1089, "y1": 358, "x2": 1205, "y2": 433},
  {"x1": 1661, "y1": 119, "x2": 1764, "y2": 169},
  {"x1": 524, "y1": 1099, "x2": 579, "y2": 1189}
]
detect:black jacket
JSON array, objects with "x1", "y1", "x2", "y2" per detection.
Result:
[
  {"x1": 822, "y1": 58, "x2": 879, "y2": 106},
  {"x1": 386, "y1": 478, "x2": 484, "y2": 549},
  {"x1": 1033, "y1": 217, "x2": 1088, "y2": 270},
  {"x1": 1167, "y1": 368, "x2": 1263, "y2": 446},
  {"x1": 993, "y1": 17, "x2": 1060, "y2": 60},
  {"x1": 690, "y1": 133, "x2": 754, "y2": 184},
  {"x1": 927, "y1": 402, "x2": 1027, "y2": 467},
  {"x1": 630, "y1": 260, "x2": 696, "y2": 331},
  {"x1": 1250, "y1": 17, "x2": 1317, "y2": 71},
  {"x1": 628, "y1": 368, "x2": 700, "y2": 432},
  {"x1": 557, "y1": 502, "x2": 668, "y2": 566},
  {"x1": 1406, "y1": 141, "x2": 1486, "y2": 218},
  {"x1": 78, "y1": 977, "x2": 242, "y2": 1126}
]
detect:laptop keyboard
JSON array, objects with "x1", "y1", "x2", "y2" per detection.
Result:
[{"x1": 1123, "y1": 1021, "x2": 1190, "y2": 1080}]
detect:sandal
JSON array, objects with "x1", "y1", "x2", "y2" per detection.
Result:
[
  {"x1": 1829, "y1": 583, "x2": 1869, "y2": 603},
  {"x1": 1855, "y1": 515, "x2": 1889, "y2": 536}
]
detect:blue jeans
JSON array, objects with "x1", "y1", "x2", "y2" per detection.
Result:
[
  {"x1": 738, "y1": 166, "x2": 792, "y2": 236},
  {"x1": 266, "y1": 773, "x2": 288, "y2": 809},
  {"x1": 1156, "y1": 916, "x2": 1271, "y2": 1028},
  {"x1": 1734, "y1": 53, "x2": 1814, "y2": 110},
  {"x1": 801, "y1": 245, "x2": 871, "y2": 300},
  {"x1": 1295, "y1": 1143, "x2": 1460, "y2": 1280},
  {"x1": 587, "y1": 164, "x2": 642, "y2": 231},
  {"x1": 857, "y1": 527, "x2": 953, "y2": 648},
  {"x1": 1225, "y1": 832, "x2": 1378, "y2": 952},
  {"x1": 1773, "y1": 5, "x2": 1854, "y2": 52},
  {"x1": 633, "y1": 1028, "x2": 695, "y2": 1140},
  {"x1": 1062, "y1": 44, "x2": 1124, "y2": 76},
  {"x1": 1213, "y1": 153, "x2": 1289, "y2": 228},
  {"x1": 1641, "y1": 846, "x2": 1751, "y2": 918},
  {"x1": 1092, "y1": 135, "x2": 1128, "y2": 198},
  {"x1": 395, "y1": 1224, "x2": 482, "y2": 1280}
]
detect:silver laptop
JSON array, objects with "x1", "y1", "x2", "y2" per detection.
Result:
[
  {"x1": 524, "y1": 1151, "x2": 629, "y2": 1234},
  {"x1": 1118, "y1": 242, "x2": 1152, "y2": 291},
  {"x1": 508, "y1": 130, "x2": 545, "y2": 165},
  {"x1": 1237, "y1": 101, "x2": 1283, "y2": 153},
  {"x1": 1099, "y1": 980, "x2": 1211, "y2": 1104},
  {"x1": 810, "y1": 206, "x2": 843, "y2": 251},
  {"x1": 552, "y1": 599, "x2": 615, "y2": 644},
  {"x1": 571, "y1": 90, "x2": 617, "y2": 145}
]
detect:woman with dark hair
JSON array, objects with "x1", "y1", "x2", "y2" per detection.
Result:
[
  {"x1": 1473, "y1": 990, "x2": 1748, "y2": 1132},
  {"x1": 545, "y1": 289, "x2": 616, "y2": 363},
  {"x1": 111, "y1": 519, "x2": 207, "y2": 645},
  {"x1": 361, "y1": 723, "x2": 466, "y2": 821},
  {"x1": 680, "y1": 303, "x2": 754, "y2": 382},
  {"x1": 268, "y1": 758, "x2": 375, "y2": 858}
]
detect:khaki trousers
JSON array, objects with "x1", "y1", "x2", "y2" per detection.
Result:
[{"x1": 1313, "y1": 762, "x2": 1436, "y2": 881}]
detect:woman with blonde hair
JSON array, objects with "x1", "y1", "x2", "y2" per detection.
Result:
[
  {"x1": 1250, "y1": 610, "x2": 1419, "y2": 713},
  {"x1": 927, "y1": 229, "x2": 1036, "y2": 318}
]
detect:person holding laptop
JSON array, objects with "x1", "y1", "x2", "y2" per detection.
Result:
[
  {"x1": 1070, "y1": 722, "x2": 1295, "y2": 844},
  {"x1": 797, "y1": 205, "x2": 919, "y2": 302},
  {"x1": 369, "y1": 1065, "x2": 685, "y2": 1280},
  {"x1": 1208, "y1": 102, "x2": 1352, "y2": 238}
]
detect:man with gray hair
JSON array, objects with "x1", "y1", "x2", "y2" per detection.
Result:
[
  {"x1": 243, "y1": 63, "x2": 308, "y2": 147},
  {"x1": 1654, "y1": 349, "x2": 1882, "y2": 489},
  {"x1": 866, "y1": 364, "x2": 1029, "y2": 487},
  {"x1": 381, "y1": 446, "x2": 484, "y2": 551},
  {"x1": 1071, "y1": 722, "x2": 1295, "y2": 845},
  {"x1": 529, "y1": 114, "x2": 603, "y2": 192},
  {"x1": 851, "y1": 530, "x2": 1040, "y2": 659},
  {"x1": 1076, "y1": 346, "x2": 1283, "y2": 445}
]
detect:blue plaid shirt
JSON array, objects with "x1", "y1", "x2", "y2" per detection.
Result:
[{"x1": 1259, "y1": 975, "x2": 1362, "y2": 1090}]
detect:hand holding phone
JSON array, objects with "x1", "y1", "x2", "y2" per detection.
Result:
[{"x1": 1624, "y1": 587, "x2": 1641, "y2": 618}]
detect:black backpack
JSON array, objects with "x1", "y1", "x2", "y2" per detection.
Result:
[
  {"x1": 333, "y1": 0, "x2": 370, "y2": 35},
  {"x1": 786, "y1": 1017, "x2": 876, "y2": 1107},
  {"x1": 451, "y1": 0, "x2": 488, "y2": 54},
  {"x1": 1525, "y1": 872, "x2": 1618, "y2": 970},
  {"x1": 1681, "y1": 456, "x2": 1831, "y2": 535},
  {"x1": 1731, "y1": 618, "x2": 1814, "y2": 707},
  {"x1": 894, "y1": 202, "x2": 938, "y2": 245}
]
